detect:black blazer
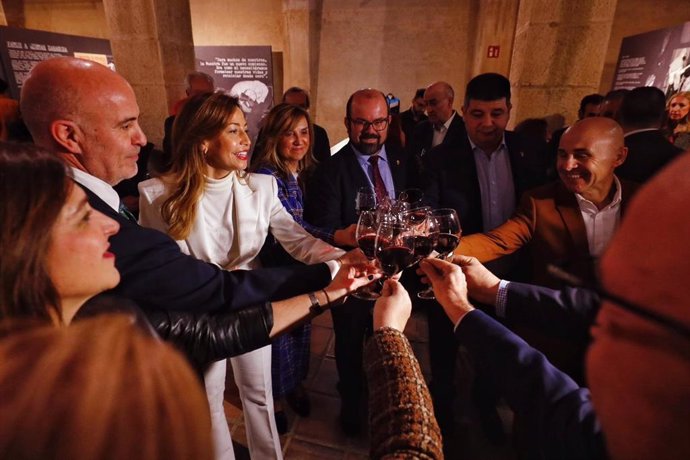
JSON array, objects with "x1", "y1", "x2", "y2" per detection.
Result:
[
  {"x1": 304, "y1": 142, "x2": 411, "y2": 234},
  {"x1": 81, "y1": 185, "x2": 332, "y2": 312},
  {"x1": 408, "y1": 112, "x2": 466, "y2": 159},
  {"x1": 618, "y1": 130, "x2": 683, "y2": 184},
  {"x1": 312, "y1": 123, "x2": 332, "y2": 164},
  {"x1": 422, "y1": 130, "x2": 549, "y2": 235}
]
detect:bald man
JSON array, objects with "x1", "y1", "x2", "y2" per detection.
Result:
[
  {"x1": 416, "y1": 150, "x2": 690, "y2": 460},
  {"x1": 407, "y1": 81, "x2": 466, "y2": 163},
  {"x1": 19, "y1": 57, "x2": 337, "y2": 314},
  {"x1": 458, "y1": 117, "x2": 638, "y2": 289}
]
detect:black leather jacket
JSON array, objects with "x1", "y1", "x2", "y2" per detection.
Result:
[
  {"x1": 79, "y1": 295, "x2": 273, "y2": 370},
  {"x1": 147, "y1": 302, "x2": 273, "y2": 368}
]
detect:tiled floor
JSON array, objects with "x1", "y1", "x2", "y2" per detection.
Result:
[{"x1": 224, "y1": 308, "x2": 516, "y2": 459}]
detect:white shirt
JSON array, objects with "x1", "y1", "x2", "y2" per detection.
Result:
[
  {"x1": 574, "y1": 176, "x2": 623, "y2": 257},
  {"x1": 469, "y1": 136, "x2": 516, "y2": 231},
  {"x1": 70, "y1": 167, "x2": 121, "y2": 212},
  {"x1": 431, "y1": 111, "x2": 457, "y2": 148},
  {"x1": 138, "y1": 172, "x2": 343, "y2": 276}
]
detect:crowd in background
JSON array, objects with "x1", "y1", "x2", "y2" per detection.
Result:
[{"x1": 0, "y1": 56, "x2": 689, "y2": 460}]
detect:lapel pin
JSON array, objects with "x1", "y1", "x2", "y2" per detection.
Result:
[{"x1": 396, "y1": 160, "x2": 400, "y2": 166}]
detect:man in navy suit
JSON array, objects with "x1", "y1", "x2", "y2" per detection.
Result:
[
  {"x1": 421, "y1": 73, "x2": 548, "y2": 438},
  {"x1": 305, "y1": 88, "x2": 411, "y2": 434},
  {"x1": 19, "y1": 57, "x2": 341, "y2": 316}
]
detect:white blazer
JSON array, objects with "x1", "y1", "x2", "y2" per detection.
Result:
[{"x1": 138, "y1": 172, "x2": 345, "y2": 270}]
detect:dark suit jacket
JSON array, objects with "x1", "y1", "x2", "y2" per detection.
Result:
[
  {"x1": 504, "y1": 282, "x2": 600, "y2": 340},
  {"x1": 460, "y1": 180, "x2": 638, "y2": 288},
  {"x1": 618, "y1": 129, "x2": 683, "y2": 184},
  {"x1": 81, "y1": 186, "x2": 332, "y2": 312},
  {"x1": 408, "y1": 112, "x2": 466, "y2": 159},
  {"x1": 304, "y1": 142, "x2": 411, "y2": 234},
  {"x1": 456, "y1": 310, "x2": 605, "y2": 459},
  {"x1": 312, "y1": 123, "x2": 332, "y2": 164},
  {"x1": 423, "y1": 130, "x2": 549, "y2": 236},
  {"x1": 399, "y1": 108, "x2": 427, "y2": 144}
]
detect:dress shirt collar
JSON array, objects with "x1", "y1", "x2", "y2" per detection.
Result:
[
  {"x1": 351, "y1": 143, "x2": 389, "y2": 164},
  {"x1": 467, "y1": 133, "x2": 508, "y2": 157},
  {"x1": 69, "y1": 166, "x2": 121, "y2": 212},
  {"x1": 574, "y1": 175, "x2": 623, "y2": 212},
  {"x1": 435, "y1": 110, "x2": 457, "y2": 132}
]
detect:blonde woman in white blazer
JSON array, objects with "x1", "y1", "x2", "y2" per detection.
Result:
[{"x1": 138, "y1": 92, "x2": 345, "y2": 460}]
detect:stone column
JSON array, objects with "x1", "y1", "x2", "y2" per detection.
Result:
[
  {"x1": 102, "y1": 0, "x2": 196, "y2": 147},
  {"x1": 282, "y1": 0, "x2": 311, "y2": 90},
  {"x1": 470, "y1": 0, "x2": 520, "y2": 78},
  {"x1": 509, "y1": 0, "x2": 618, "y2": 126}
]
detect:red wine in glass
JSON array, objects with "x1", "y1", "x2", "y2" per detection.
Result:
[
  {"x1": 357, "y1": 234, "x2": 377, "y2": 259},
  {"x1": 352, "y1": 209, "x2": 381, "y2": 300},
  {"x1": 377, "y1": 245, "x2": 416, "y2": 277},
  {"x1": 418, "y1": 209, "x2": 462, "y2": 300},
  {"x1": 434, "y1": 234, "x2": 460, "y2": 256}
]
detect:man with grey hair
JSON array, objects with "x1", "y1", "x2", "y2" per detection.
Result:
[
  {"x1": 164, "y1": 71, "x2": 216, "y2": 156},
  {"x1": 407, "y1": 81, "x2": 466, "y2": 165}
]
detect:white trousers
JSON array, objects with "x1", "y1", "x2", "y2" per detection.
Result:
[
  {"x1": 205, "y1": 359, "x2": 235, "y2": 460},
  {"x1": 205, "y1": 345, "x2": 283, "y2": 460}
]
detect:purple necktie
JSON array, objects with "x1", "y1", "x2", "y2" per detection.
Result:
[{"x1": 368, "y1": 155, "x2": 388, "y2": 204}]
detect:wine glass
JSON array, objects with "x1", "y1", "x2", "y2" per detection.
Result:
[
  {"x1": 355, "y1": 187, "x2": 377, "y2": 216},
  {"x1": 398, "y1": 188, "x2": 424, "y2": 207},
  {"x1": 375, "y1": 219, "x2": 416, "y2": 281},
  {"x1": 418, "y1": 208, "x2": 462, "y2": 300},
  {"x1": 404, "y1": 208, "x2": 437, "y2": 266},
  {"x1": 352, "y1": 210, "x2": 381, "y2": 300}
]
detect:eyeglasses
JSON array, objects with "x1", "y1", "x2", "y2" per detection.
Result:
[{"x1": 348, "y1": 117, "x2": 389, "y2": 131}]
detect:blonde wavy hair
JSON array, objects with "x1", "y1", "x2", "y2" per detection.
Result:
[
  {"x1": 0, "y1": 314, "x2": 212, "y2": 460},
  {"x1": 162, "y1": 92, "x2": 246, "y2": 240},
  {"x1": 667, "y1": 91, "x2": 690, "y2": 133},
  {"x1": 250, "y1": 102, "x2": 315, "y2": 181}
]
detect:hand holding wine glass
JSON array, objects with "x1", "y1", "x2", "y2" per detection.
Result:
[{"x1": 418, "y1": 208, "x2": 462, "y2": 300}]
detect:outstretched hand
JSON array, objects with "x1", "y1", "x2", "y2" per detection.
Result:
[
  {"x1": 338, "y1": 247, "x2": 369, "y2": 266},
  {"x1": 419, "y1": 258, "x2": 474, "y2": 324},
  {"x1": 325, "y1": 262, "x2": 381, "y2": 304},
  {"x1": 454, "y1": 255, "x2": 501, "y2": 306},
  {"x1": 373, "y1": 279, "x2": 412, "y2": 332}
]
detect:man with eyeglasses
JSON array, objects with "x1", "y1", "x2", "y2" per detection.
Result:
[{"x1": 305, "y1": 88, "x2": 412, "y2": 435}]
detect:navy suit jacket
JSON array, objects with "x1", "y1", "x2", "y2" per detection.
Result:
[
  {"x1": 304, "y1": 142, "x2": 411, "y2": 233},
  {"x1": 423, "y1": 130, "x2": 548, "y2": 235},
  {"x1": 456, "y1": 310, "x2": 605, "y2": 459},
  {"x1": 618, "y1": 130, "x2": 683, "y2": 184},
  {"x1": 81, "y1": 186, "x2": 332, "y2": 312},
  {"x1": 504, "y1": 282, "x2": 600, "y2": 340}
]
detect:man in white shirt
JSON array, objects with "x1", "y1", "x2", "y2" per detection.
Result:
[
  {"x1": 458, "y1": 116, "x2": 636, "y2": 289},
  {"x1": 19, "y1": 57, "x2": 357, "y2": 316},
  {"x1": 406, "y1": 81, "x2": 466, "y2": 179}
]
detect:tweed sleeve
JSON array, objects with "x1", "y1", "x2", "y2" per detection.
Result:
[{"x1": 364, "y1": 327, "x2": 443, "y2": 460}]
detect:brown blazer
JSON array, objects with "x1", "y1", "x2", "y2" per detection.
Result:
[{"x1": 459, "y1": 179, "x2": 639, "y2": 288}]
